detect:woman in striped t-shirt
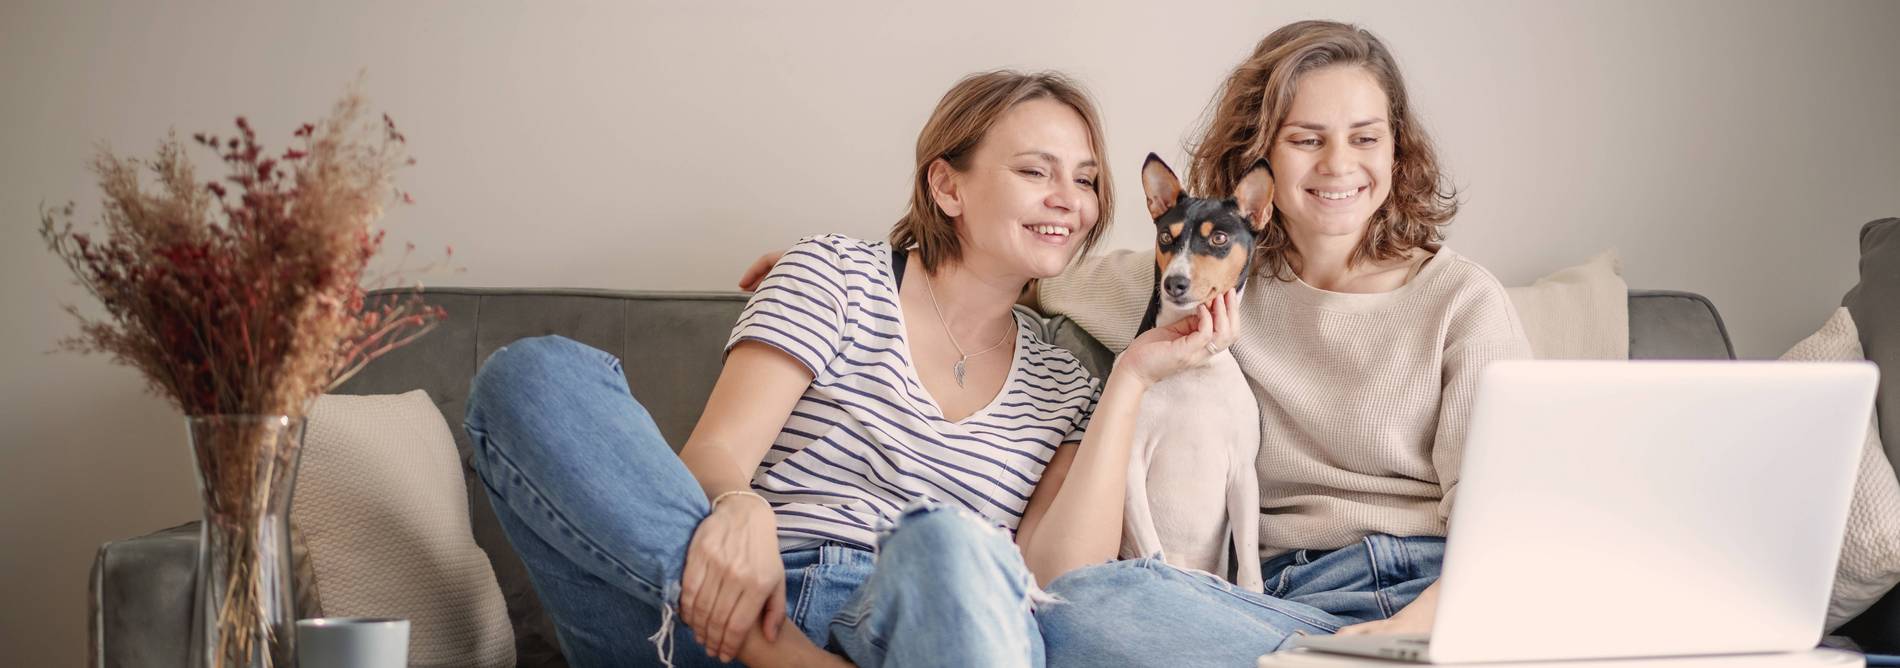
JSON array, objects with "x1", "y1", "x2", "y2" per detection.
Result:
[{"x1": 463, "y1": 71, "x2": 1238, "y2": 667}]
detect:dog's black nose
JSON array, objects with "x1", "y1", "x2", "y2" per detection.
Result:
[{"x1": 1163, "y1": 275, "x2": 1190, "y2": 299}]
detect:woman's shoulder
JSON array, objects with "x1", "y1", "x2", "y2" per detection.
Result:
[
  {"x1": 1048, "y1": 247, "x2": 1151, "y2": 291},
  {"x1": 787, "y1": 234, "x2": 889, "y2": 267},
  {"x1": 1036, "y1": 247, "x2": 1153, "y2": 352},
  {"x1": 1419, "y1": 248, "x2": 1512, "y2": 301},
  {"x1": 1419, "y1": 248, "x2": 1529, "y2": 348},
  {"x1": 779, "y1": 234, "x2": 901, "y2": 290}
]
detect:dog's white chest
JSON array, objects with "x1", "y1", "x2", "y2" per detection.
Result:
[{"x1": 1123, "y1": 352, "x2": 1264, "y2": 590}]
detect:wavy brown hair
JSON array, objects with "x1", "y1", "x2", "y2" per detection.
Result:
[
  {"x1": 891, "y1": 70, "x2": 1114, "y2": 274},
  {"x1": 1189, "y1": 20, "x2": 1456, "y2": 280}
]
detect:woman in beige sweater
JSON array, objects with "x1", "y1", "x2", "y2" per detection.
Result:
[
  {"x1": 740, "y1": 20, "x2": 1531, "y2": 665},
  {"x1": 1023, "y1": 20, "x2": 1532, "y2": 665}
]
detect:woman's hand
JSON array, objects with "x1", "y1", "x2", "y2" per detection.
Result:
[
  {"x1": 1336, "y1": 581, "x2": 1439, "y2": 636},
  {"x1": 1112, "y1": 289, "x2": 1242, "y2": 388},
  {"x1": 738, "y1": 250, "x2": 786, "y2": 292},
  {"x1": 681, "y1": 494, "x2": 786, "y2": 662}
]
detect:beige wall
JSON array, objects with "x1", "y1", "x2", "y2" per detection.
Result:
[{"x1": 4, "y1": 1, "x2": 1897, "y2": 664}]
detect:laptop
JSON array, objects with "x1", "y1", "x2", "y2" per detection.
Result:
[{"x1": 1279, "y1": 360, "x2": 1879, "y2": 665}]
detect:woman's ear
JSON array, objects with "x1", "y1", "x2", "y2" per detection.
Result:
[{"x1": 927, "y1": 158, "x2": 963, "y2": 218}]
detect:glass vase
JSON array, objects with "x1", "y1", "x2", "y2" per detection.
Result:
[{"x1": 185, "y1": 415, "x2": 307, "y2": 668}]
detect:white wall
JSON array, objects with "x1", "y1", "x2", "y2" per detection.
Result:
[{"x1": 3, "y1": 1, "x2": 1896, "y2": 665}]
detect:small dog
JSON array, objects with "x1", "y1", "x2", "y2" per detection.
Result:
[{"x1": 1122, "y1": 153, "x2": 1271, "y2": 592}]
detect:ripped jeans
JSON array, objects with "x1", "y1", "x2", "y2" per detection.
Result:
[{"x1": 463, "y1": 335, "x2": 1046, "y2": 667}]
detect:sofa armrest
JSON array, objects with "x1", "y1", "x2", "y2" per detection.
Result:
[{"x1": 90, "y1": 522, "x2": 197, "y2": 668}]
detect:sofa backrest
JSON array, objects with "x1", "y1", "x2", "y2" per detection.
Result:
[{"x1": 334, "y1": 286, "x2": 1737, "y2": 666}]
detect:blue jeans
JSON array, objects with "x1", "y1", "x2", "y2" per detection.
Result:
[
  {"x1": 461, "y1": 335, "x2": 1046, "y2": 667},
  {"x1": 1037, "y1": 534, "x2": 1445, "y2": 667}
]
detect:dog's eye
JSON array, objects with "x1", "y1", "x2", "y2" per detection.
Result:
[
  {"x1": 1211, "y1": 232, "x2": 1229, "y2": 245},
  {"x1": 1158, "y1": 232, "x2": 1173, "y2": 245}
]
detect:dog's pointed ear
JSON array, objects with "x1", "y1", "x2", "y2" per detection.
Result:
[
  {"x1": 1142, "y1": 153, "x2": 1183, "y2": 220},
  {"x1": 1233, "y1": 160, "x2": 1274, "y2": 232}
]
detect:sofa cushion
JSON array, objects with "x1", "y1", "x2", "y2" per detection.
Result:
[
  {"x1": 1778, "y1": 308, "x2": 1900, "y2": 632},
  {"x1": 1844, "y1": 217, "x2": 1899, "y2": 480},
  {"x1": 1836, "y1": 217, "x2": 1900, "y2": 652},
  {"x1": 297, "y1": 390, "x2": 514, "y2": 667},
  {"x1": 1504, "y1": 251, "x2": 1629, "y2": 359}
]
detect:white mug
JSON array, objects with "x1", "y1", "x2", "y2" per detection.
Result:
[{"x1": 297, "y1": 617, "x2": 409, "y2": 668}]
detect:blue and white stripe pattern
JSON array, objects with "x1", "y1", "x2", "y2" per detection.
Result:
[{"x1": 726, "y1": 234, "x2": 1100, "y2": 551}]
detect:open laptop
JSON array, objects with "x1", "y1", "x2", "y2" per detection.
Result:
[{"x1": 1281, "y1": 360, "x2": 1879, "y2": 665}]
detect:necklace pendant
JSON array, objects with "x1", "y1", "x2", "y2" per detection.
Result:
[{"x1": 954, "y1": 359, "x2": 967, "y2": 387}]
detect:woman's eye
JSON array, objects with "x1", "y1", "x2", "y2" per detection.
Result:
[
  {"x1": 1291, "y1": 138, "x2": 1320, "y2": 148},
  {"x1": 1211, "y1": 232, "x2": 1229, "y2": 245},
  {"x1": 1076, "y1": 178, "x2": 1097, "y2": 190},
  {"x1": 1353, "y1": 136, "x2": 1381, "y2": 146},
  {"x1": 1018, "y1": 169, "x2": 1046, "y2": 178}
]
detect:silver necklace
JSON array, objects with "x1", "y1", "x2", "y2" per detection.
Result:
[{"x1": 920, "y1": 270, "x2": 1011, "y2": 387}]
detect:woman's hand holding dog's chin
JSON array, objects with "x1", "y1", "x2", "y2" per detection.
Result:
[
  {"x1": 681, "y1": 494, "x2": 786, "y2": 662},
  {"x1": 1114, "y1": 289, "x2": 1241, "y2": 389}
]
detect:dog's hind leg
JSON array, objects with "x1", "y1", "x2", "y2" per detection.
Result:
[
  {"x1": 1227, "y1": 451, "x2": 1265, "y2": 592},
  {"x1": 1122, "y1": 446, "x2": 1166, "y2": 560}
]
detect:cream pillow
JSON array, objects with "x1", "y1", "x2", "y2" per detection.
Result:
[
  {"x1": 295, "y1": 390, "x2": 514, "y2": 667},
  {"x1": 1504, "y1": 250, "x2": 1629, "y2": 360},
  {"x1": 1780, "y1": 308, "x2": 1900, "y2": 631}
]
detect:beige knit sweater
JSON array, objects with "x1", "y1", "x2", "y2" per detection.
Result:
[{"x1": 1040, "y1": 247, "x2": 1532, "y2": 557}]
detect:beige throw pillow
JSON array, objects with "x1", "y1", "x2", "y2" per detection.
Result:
[
  {"x1": 295, "y1": 390, "x2": 514, "y2": 667},
  {"x1": 1780, "y1": 308, "x2": 1900, "y2": 631},
  {"x1": 1504, "y1": 250, "x2": 1630, "y2": 360}
]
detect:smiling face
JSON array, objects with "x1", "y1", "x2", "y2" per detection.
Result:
[
  {"x1": 1141, "y1": 155, "x2": 1273, "y2": 317},
  {"x1": 932, "y1": 97, "x2": 1102, "y2": 280},
  {"x1": 1266, "y1": 65, "x2": 1396, "y2": 244}
]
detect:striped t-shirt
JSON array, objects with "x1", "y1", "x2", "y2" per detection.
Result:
[{"x1": 726, "y1": 234, "x2": 1100, "y2": 551}]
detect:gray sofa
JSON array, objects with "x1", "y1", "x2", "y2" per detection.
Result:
[{"x1": 90, "y1": 274, "x2": 1900, "y2": 666}]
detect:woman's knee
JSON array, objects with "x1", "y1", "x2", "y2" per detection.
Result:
[
  {"x1": 475, "y1": 335, "x2": 612, "y2": 388},
  {"x1": 463, "y1": 334, "x2": 645, "y2": 470},
  {"x1": 875, "y1": 504, "x2": 1020, "y2": 585},
  {"x1": 469, "y1": 336, "x2": 621, "y2": 413},
  {"x1": 1045, "y1": 559, "x2": 1164, "y2": 603},
  {"x1": 880, "y1": 505, "x2": 1011, "y2": 554}
]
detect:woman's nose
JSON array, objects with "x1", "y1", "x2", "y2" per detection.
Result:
[
  {"x1": 1047, "y1": 181, "x2": 1081, "y2": 212},
  {"x1": 1318, "y1": 143, "x2": 1352, "y2": 175}
]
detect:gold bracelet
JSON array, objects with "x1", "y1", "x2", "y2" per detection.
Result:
[{"x1": 710, "y1": 490, "x2": 768, "y2": 510}]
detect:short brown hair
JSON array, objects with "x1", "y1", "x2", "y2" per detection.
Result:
[
  {"x1": 891, "y1": 70, "x2": 1115, "y2": 273},
  {"x1": 1189, "y1": 21, "x2": 1457, "y2": 280}
]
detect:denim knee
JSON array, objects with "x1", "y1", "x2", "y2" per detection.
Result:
[
  {"x1": 872, "y1": 504, "x2": 1038, "y2": 596},
  {"x1": 464, "y1": 334, "x2": 629, "y2": 478},
  {"x1": 878, "y1": 505, "x2": 1012, "y2": 562},
  {"x1": 469, "y1": 335, "x2": 615, "y2": 414},
  {"x1": 832, "y1": 505, "x2": 1047, "y2": 666},
  {"x1": 1045, "y1": 559, "x2": 1159, "y2": 601},
  {"x1": 475, "y1": 335, "x2": 614, "y2": 388}
]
